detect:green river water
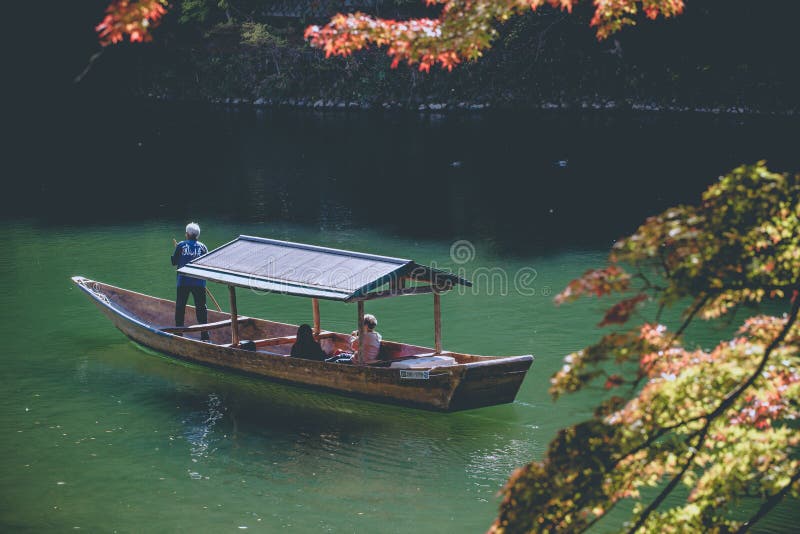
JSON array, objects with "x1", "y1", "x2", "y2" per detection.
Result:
[{"x1": 2, "y1": 103, "x2": 797, "y2": 532}]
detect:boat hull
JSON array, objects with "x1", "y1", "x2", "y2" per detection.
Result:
[{"x1": 72, "y1": 277, "x2": 533, "y2": 411}]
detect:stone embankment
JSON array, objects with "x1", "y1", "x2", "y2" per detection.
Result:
[{"x1": 146, "y1": 93, "x2": 798, "y2": 116}]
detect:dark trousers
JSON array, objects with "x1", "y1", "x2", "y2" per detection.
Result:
[{"x1": 175, "y1": 285, "x2": 209, "y2": 340}]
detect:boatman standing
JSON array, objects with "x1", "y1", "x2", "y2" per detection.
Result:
[{"x1": 171, "y1": 222, "x2": 210, "y2": 341}]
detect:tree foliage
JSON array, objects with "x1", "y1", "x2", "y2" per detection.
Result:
[
  {"x1": 491, "y1": 162, "x2": 800, "y2": 533},
  {"x1": 240, "y1": 21, "x2": 286, "y2": 48},
  {"x1": 96, "y1": 1, "x2": 685, "y2": 71},
  {"x1": 178, "y1": 0, "x2": 230, "y2": 24},
  {"x1": 304, "y1": 0, "x2": 685, "y2": 71},
  {"x1": 96, "y1": 0, "x2": 168, "y2": 45}
]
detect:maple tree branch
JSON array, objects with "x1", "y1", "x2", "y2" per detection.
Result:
[
  {"x1": 625, "y1": 293, "x2": 706, "y2": 393},
  {"x1": 655, "y1": 301, "x2": 666, "y2": 323},
  {"x1": 658, "y1": 248, "x2": 672, "y2": 279},
  {"x1": 626, "y1": 289, "x2": 800, "y2": 532},
  {"x1": 626, "y1": 427, "x2": 707, "y2": 533},
  {"x1": 632, "y1": 283, "x2": 797, "y2": 434},
  {"x1": 631, "y1": 291, "x2": 711, "y2": 392},
  {"x1": 616, "y1": 412, "x2": 706, "y2": 464},
  {"x1": 627, "y1": 296, "x2": 704, "y2": 393},
  {"x1": 735, "y1": 468, "x2": 800, "y2": 533},
  {"x1": 615, "y1": 286, "x2": 799, "y2": 483},
  {"x1": 584, "y1": 498, "x2": 620, "y2": 531},
  {"x1": 670, "y1": 293, "x2": 710, "y2": 343},
  {"x1": 633, "y1": 270, "x2": 665, "y2": 292},
  {"x1": 705, "y1": 289, "x2": 799, "y2": 422}
]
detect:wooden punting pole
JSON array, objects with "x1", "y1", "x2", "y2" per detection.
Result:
[
  {"x1": 312, "y1": 298, "x2": 320, "y2": 336},
  {"x1": 433, "y1": 291, "x2": 442, "y2": 354},
  {"x1": 228, "y1": 285, "x2": 240, "y2": 347}
]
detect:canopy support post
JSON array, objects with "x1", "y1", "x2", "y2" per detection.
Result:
[
  {"x1": 312, "y1": 298, "x2": 320, "y2": 336},
  {"x1": 434, "y1": 291, "x2": 442, "y2": 354},
  {"x1": 356, "y1": 300, "x2": 365, "y2": 364},
  {"x1": 229, "y1": 286, "x2": 240, "y2": 347}
]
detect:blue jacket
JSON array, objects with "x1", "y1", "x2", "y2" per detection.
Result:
[{"x1": 171, "y1": 239, "x2": 208, "y2": 287}]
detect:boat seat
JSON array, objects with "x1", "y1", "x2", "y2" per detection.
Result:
[
  {"x1": 161, "y1": 317, "x2": 251, "y2": 334},
  {"x1": 220, "y1": 331, "x2": 337, "y2": 349},
  {"x1": 389, "y1": 355, "x2": 457, "y2": 369}
]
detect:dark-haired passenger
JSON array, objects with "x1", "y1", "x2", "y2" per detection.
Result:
[{"x1": 291, "y1": 324, "x2": 327, "y2": 361}]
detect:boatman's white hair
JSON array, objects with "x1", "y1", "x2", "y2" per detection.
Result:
[{"x1": 186, "y1": 222, "x2": 201, "y2": 239}]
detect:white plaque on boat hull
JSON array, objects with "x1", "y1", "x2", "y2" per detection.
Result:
[{"x1": 399, "y1": 370, "x2": 430, "y2": 380}]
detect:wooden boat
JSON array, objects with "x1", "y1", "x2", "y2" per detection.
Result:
[{"x1": 72, "y1": 236, "x2": 533, "y2": 411}]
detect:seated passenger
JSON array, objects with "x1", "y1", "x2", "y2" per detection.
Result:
[
  {"x1": 351, "y1": 314, "x2": 382, "y2": 363},
  {"x1": 290, "y1": 324, "x2": 327, "y2": 361}
]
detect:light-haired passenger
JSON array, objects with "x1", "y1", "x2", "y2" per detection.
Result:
[{"x1": 351, "y1": 314, "x2": 382, "y2": 363}]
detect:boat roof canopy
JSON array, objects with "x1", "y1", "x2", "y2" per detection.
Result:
[{"x1": 178, "y1": 235, "x2": 472, "y2": 301}]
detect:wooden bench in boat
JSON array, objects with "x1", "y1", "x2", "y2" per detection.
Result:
[
  {"x1": 161, "y1": 317, "x2": 252, "y2": 334},
  {"x1": 220, "y1": 331, "x2": 338, "y2": 349}
]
